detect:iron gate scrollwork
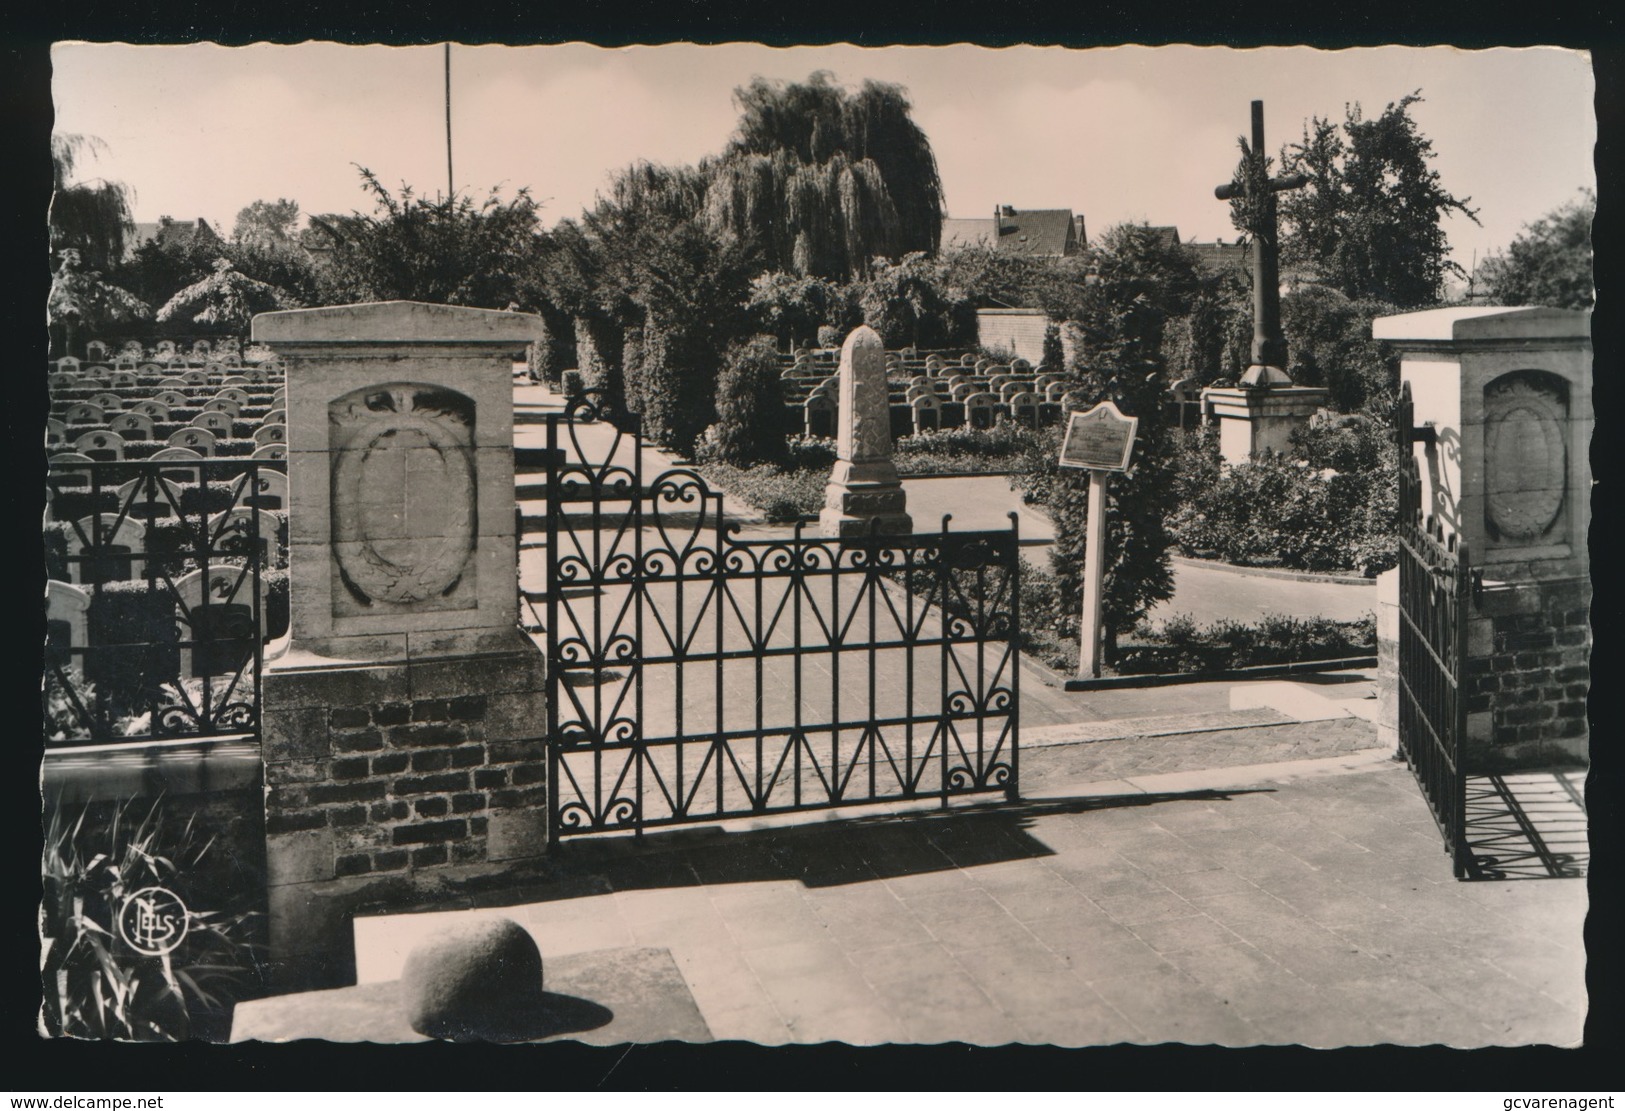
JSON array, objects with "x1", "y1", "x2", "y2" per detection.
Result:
[
  {"x1": 537, "y1": 391, "x2": 1020, "y2": 839},
  {"x1": 44, "y1": 458, "x2": 275, "y2": 746},
  {"x1": 1395, "y1": 382, "x2": 1476, "y2": 877}
]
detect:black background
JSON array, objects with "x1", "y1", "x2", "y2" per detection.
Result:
[{"x1": 5, "y1": 3, "x2": 1619, "y2": 1092}]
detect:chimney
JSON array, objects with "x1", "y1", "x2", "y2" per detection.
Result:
[{"x1": 1001, "y1": 205, "x2": 1016, "y2": 217}]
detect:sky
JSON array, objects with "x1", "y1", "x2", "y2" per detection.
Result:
[{"x1": 50, "y1": 42, "x2": 1595, "y2": 274}]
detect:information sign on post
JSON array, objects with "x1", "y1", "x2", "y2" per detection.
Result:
[
  {"x1": 1057, "y1": 401, "x2": 1139, "y2": 680},
  {"x1": 1059, "y1": 401, "x2": 1138, "y2": 473}
]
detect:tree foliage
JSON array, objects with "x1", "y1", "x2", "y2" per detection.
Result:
[
  {"x1": 746, "y1": 271, "x2": 855, "y2": 347},
  {"x1": 935, "y1": 247, "x2": 1091, "y2": 320},
  {"x1": 1277, "y1": 94, "x2": 1479, "y2": 308},
  {"x1": 48, "y1": 249, "x2": 151, "y2": 355},
  {"x1": 703, "y1": 72, "x2": 944, "y2": 281},
  {"x1": 557, "y1": 161, "x2": 757, "y2": 448},
  {"x1": 157, "y1": 258, "x2": 293, "y2": 332},
  {"x1": 1018, "y1": 224, "x2": 1195, "y2": 655},
  {"x1": 1279, "y1": 285, "x2": 1400, "y2": 412},
  {"x1": 855, "y1": 252, "x2": 975, "y2": 349},
  {"x1": 1478, "y1": 188, "x2": 1594, "y2": 311},
  {"x1": 316, "y1": 168, "x2": 541, "y2": 307},
  {"x1": 50, "y1": 134, "x2": 136, "y2": 274},
  {"x1": 232, "y1": 198, "x2": 302, "y2": 249}
]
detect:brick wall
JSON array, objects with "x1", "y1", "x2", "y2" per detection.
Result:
[
  {"x1": 1465, "y1": 577, "x2": 1590, "y2": 769},
  {"x1": 265, "y1": 693, "x2": 547, "y2": 878}
]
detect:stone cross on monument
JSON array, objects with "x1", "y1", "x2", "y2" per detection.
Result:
[
  {"x1": 1201, "y1": 101, "x2": 1329, "y2": 465},
  {"x1": 819, "y1": 325, "x2": 912, "y2": 537},
  {"x1": 1213, "y1": 99, "x2": 1309, "y2": 385}
]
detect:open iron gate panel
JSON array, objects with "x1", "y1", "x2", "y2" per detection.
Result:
[{"x1": 532, "y1": 393, "x2": 1020, "y2": 838}]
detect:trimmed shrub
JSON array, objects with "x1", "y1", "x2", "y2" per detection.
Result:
[
  {"x1": 785, "y1": 434, "x2": 837, "y2": 470},
  {"x1": 1166, "y1": 416, "x2": 1398, "y2": 575},
  {"x1": 1115, "y1": 613, "x2": 1376, "y2": 675},
  {"x1": 693, "y1": 461, "x2": 828, "y2": 518},
  {"x1": 712, "y1": 336, "x2": 793, "y2": 466},
  {"x1": 560, "y1": 369, "x2": 584, "y2": 398},
  {"x1": 816, "y1": 325, "x2": 841, "y2": 349}
]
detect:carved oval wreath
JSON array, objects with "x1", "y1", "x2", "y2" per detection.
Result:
[
  {"x1": 332, "y1": 412, "x2": 475, "y2": 605},
  {"x1": 1485, "y1": 403, "x2": 1565, "y2": 542}
]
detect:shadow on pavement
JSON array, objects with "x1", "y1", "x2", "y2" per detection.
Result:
[
  {"x1": 1464, "y1": 769, "x2": 1588, "y2": 881},
  {"x1": 428, "y1": 786, "x2": 1277, "y2": 912}
]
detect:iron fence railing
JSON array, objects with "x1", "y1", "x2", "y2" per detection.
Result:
[
  {"x1": 44, "y1": 458, "x2": 287, "y2": 748},
  {"x1": 1395, "y1": 381, "x2": 1476, "y2": 877}
]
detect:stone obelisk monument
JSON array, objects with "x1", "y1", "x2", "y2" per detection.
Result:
[{"x1": 819, "y1": 326, "x2": 912, "y2": 537}]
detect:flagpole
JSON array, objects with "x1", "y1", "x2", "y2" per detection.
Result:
[{"x1": 444, "y1": 42, "x2": 454, "y2": 200}]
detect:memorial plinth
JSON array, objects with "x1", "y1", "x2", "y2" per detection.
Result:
[
  {"x1": 820, "y1": 326, "x2": 912, "y2": 537},
  {"x1": 252, "y1": 301, "x2": 552, "y2": 990},
  {"x1": 1201, "y1": 381, "x2": 1330, "y2": 465},
  {"x1": 1373, "y1": 305, "x2": 1591, "y2": 769}
]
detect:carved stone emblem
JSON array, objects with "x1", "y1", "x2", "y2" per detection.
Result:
[
  {"x1": 330, "y1": 383, "x2": 477, "y2": 611},
  {"x1": 1483, "y1": 372, "x2": 1568, "y2": 545}
]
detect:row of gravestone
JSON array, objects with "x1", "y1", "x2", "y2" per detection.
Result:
[
  {"x1": 47, "y1": 566, "x2": 272, "y2": 693},
  {"x1": 802, "y1": 388, "x2": 1056, "y2": 437},
  {"x1": 48, "y1": 383, "x2": 288, "y2": 460},
  {"x1": 53, "y1": 385, "x2": 285, "y2": 425},
  {"x1": 45, "y1": 468, "x2": 288, "y2": 527},
  {"x1": 53, "y1": 349, "x2": 263, "y2": 374},
  {"x1": 48, "y1": 500, "x2": 286, "y2": 580},
  {"x1": 778, "y1": 359, "x2": 1049, "y2": 400},
  {"x1": 49, "y1": 362, "x2": 282, "y2": 395},
  {"x1": 75, "y1": 337, "x2": 243, "y2": 364},
  {"x1": 48, "y1": 426, "x2": 289, "y2": 463}
]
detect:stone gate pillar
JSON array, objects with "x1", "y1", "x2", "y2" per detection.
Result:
[
  {"x1": 251, "y1": 301, "x2": 547, "y2": 989},
  {"x1": 1372, "y1": 306, "x2": 1592, "y2": 770}
]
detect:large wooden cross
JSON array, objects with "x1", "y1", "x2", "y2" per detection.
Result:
[{"x1": 1214, "y1": 100, "x2": 1308, "y2": 377}]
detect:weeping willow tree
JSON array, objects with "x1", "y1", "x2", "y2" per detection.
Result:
[
  {"x1": 51, "y1": 134, "x2": 136, "y2": 274},
  {"x1": 703, "y1": 72, "x2": 943, "y2": 281}
]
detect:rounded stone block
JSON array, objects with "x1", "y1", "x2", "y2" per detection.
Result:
[{"x1": 401, "y1": 918, "x2": 545, "y2": 1040}]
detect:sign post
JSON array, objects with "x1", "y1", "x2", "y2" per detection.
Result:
[{"x1": 1058, "y1": 401, "x2": 1138, "y2": 679}]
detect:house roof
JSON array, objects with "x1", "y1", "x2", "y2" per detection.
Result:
[
  {"x1": 997, "y1": 209, "x2": 1078, "y2": 256},
  {"x1": 127, "y1": 217, "x2": 220, "y2": 257},
  {"x1": 1185, "y1": 240, "x2": 1249, "y2": 272},
  {"x1": 941, "y1": 208, "x2": 1082, "y2": 257},
  {"x1": 941, "y1": 218, "x2": 997, "y2": 252},
  {"x1": 1146, "y1": 226, "x2": 1182, "y2": 249}
]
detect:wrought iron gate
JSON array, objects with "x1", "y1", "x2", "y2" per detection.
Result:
[
  {"x1": 531, "y1": 392, "x2": 1020, "y2": 839},
  {"x1": 1395, "y1": 382, "x2": 1476, "y2": 877}
]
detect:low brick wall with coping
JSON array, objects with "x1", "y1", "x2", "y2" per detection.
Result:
[{"x1": 260, "y1": 647, "x2": 547, "y2": 989}]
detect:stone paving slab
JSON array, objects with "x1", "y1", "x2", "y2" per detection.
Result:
[{"x1": 340, "y1": 746, "x2": 1585, "y2": 1049}]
